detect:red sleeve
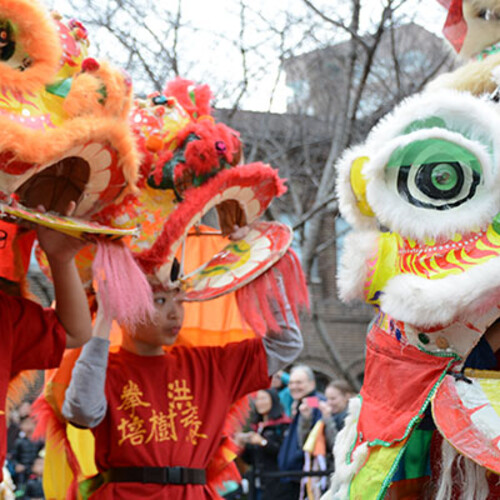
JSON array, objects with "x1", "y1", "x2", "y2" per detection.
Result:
[
  {"x1": 7, "y1": 294, "x2": 66, "y2": 375},
  {"x1": 216, "y1": 338, "x2": 271, "y2": 403}
]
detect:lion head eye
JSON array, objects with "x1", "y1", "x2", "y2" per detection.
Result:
[{"x1": 385, "y1": 138, "x2": 482, "y2": 210}]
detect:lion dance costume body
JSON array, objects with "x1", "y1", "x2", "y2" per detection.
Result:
[{"x1": 324, "y1": 1, "x2": 500, "y2": 499}]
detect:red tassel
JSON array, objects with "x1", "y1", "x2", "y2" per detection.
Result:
[
  {"x1": 92, "y1": 240, "x2": 154, "y2": 327},
  {"x1": 236, "y1": 249, "x2": 309, "y2": 336},
  {"x1": 206, "y1": 395, "x2": 250, "y2": 489}
]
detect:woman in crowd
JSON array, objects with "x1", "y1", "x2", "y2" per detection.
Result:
[
  {"x1": 298, "y1": 379, "x2": 354, "y2": 469},
  {"x1": 323, "y1": 379, "x2": 354, "y2": 433},
  {"x1": 237, "y1": 389, "x2": 291, "y2": 499}
]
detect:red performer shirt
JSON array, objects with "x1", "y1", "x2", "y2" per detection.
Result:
[
  {"x1": 0, "y1": 290, "x2": 66, "y2": 481},
  {"x1": 91, "y1": 338, "x2": 270, "y2": 499}
]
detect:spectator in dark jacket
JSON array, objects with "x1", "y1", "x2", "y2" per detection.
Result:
[
  {"x1": 12, "y1": 417, "x2": 43, "y2": 488},
  {"x1": 277, "y1": 365, "x2": 324, "y2": 499},
  {"x1": 7, "y1": 400, "x2": 31, "y2": 460},
  {"x1": 23, "y1": 455, "x2": 44, "y2": 499},
  {"x1": 238, "y1": 389, "x2": 290, "y2": 499}
]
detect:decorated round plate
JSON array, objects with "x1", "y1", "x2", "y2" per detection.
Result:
[
  {"x1": 0, "y1": 202, "x2": 138, "y2": 239},
  {"x1": 432, "y1": 369, "x2": 500, "y2": 474},
  {"x1": 183, "y1": 221, "x2": 293, "y2": 301}
]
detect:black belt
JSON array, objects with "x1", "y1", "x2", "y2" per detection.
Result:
[{"x1": 102, "y1": 466, "x2": 206, "y2": 485}]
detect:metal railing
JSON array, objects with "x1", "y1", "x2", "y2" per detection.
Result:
[{"x1": 238, "y1": 468, "x2": 333, "y2": 499}]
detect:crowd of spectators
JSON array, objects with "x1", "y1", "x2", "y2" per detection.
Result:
[
  {"x1": 232, "y1": 365, "x2": 356, "y2": 500},
  {"x1": 4, "y1": 401, "x2": 45, "y2": 500}
]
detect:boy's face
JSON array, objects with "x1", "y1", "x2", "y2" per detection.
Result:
[{"x1": 131, "y1": 286, "x2": 185, "y2": 347}]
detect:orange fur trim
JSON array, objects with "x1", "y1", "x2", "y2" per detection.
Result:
[
  {"x1": 0, "y1": 0, "x2": 62, "y2": 91},
  {"x1": 64, "y1": 61, "x2": 132, "y2": 120},
  {"x1": 96, "y1": 61, "x2": 132, "y2": 118},
  {"x1": 0, "y1": 115, "x2": 139, "y2": 189},
  {"x1": 64, "y1": 73, "x2": 103, "y2": 117}
]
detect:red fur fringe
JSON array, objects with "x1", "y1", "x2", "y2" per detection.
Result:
[
  {"x1": 32, "y1": 394, "x2": 56, "y2": 441},
  {"x1": 235, "y1": 249, "x2": 309, "y2": 336},
  {"x1": 206, "y1": 395, "x2": 251, "y2": 491}
]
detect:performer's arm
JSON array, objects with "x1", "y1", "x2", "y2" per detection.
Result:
[
  {"x1": 262, "y1": 274, "x2": 304, "y2": 376},
  {"x1": 61, "y1": 307, "x2": 111, "y2": 428},
  {"x1": 36, "y1": 202, "x2": 91, "y2": 349}
]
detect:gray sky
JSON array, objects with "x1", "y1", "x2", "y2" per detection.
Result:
[{"x1": 47, "y1": 0, "x2": 450, "y2": 112}]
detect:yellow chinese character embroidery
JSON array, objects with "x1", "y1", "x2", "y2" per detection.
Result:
[
  {"x1": 118, "y1": 380, "x2": 151, "y2": 415},
  {"x1": 168, "y1": 379, "x2": 193, "y2": 409},
  {"x1": 180, "y1": 403, "x2": 208, "y2": 445},
  {"x1": 166, "y1": 379, "x2": 208, "y2": 445},
  {"x1": 146, "y1": 408, "x2": 178, "y2": 443},
  {"x1": 117, "y1": 415, "x2": 147, "y2": 446}
]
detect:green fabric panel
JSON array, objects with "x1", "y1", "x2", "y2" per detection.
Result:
[
  {"x1": 403, "y1": 116, "x2": 447, "y2": 135},
  {"x1": 403, "y1": 428, "x2": 433, "y2": 479},
  {"x1": 46, "y1": 78, "x2": 73, "y2": 98}
]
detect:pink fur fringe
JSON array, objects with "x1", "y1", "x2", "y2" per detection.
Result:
[
  {"x1": 236, "y1": 249, "x2": 309, "y2": 336},
  {"x1": 92, "y1": 240, "x2": 154, "y2": 326}
]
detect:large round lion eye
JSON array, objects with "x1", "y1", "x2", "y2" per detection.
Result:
[
  {"x1": 386, "y1": 139, "x2": 482, "y2": 210},
  {"x1": 416, "y1": 162, "x2": 463, "y2": 200},
  {"x1": 0, "y1": 20, "x2": 15, "y2": 62}
]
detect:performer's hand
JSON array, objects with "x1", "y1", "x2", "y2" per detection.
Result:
[
  {"x1": 247, "y1": 431, "x2": 265, "y2": 445},
  {"x1": 228, "y1": 224, "x2": 251, "y2": 241},
  {"x1": 234, "y1": 431, "x2": 251, "y2": 446},
  {"x1": 37, "y1": 202, "x2": 88, "y2": 264}
]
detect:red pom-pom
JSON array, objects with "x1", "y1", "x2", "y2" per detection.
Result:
[
  {"x1": 74, "y1": 28, "x2": 87, "y2": 40},
  {"x1": 81, "y1": 57, "x2": 100, "y2": 72}
]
